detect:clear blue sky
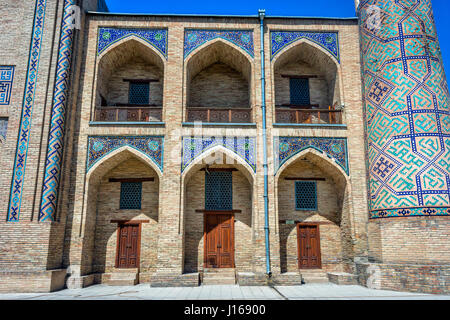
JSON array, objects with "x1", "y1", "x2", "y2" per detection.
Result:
[{"x1": 105, "y1": 0, "x2": 449, "y2": 76}]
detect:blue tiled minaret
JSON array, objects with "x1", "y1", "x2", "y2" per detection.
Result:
[{"x1": 358, "y1": 0, "x2": 450, "y2": 219}]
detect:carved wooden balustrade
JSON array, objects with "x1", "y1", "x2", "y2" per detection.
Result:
[
  {"x1": 94, "y1": 105, "x2": 163, "y2": 122},
  {"x1": 275, "y1": 105, "x2": 343, "y2": 125},
  {"x1": 186, "y1": 107, "x2": 252, "y2": 123}
]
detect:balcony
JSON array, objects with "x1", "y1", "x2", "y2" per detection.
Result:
[
  {"x1": 186, "y1": 107, "x2": 252, "y2": 124},
  {"x1": 94, "y1": 105, "x2": 163, "y2": 122},
  {"x1": 275, "y1": 105, "x2": 343, "y2": 125}
]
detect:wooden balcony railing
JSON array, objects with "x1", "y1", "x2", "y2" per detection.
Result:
[
  {"x1": 275, "y1": 105, "x2": 343, "y2": 125},
  {"x1": 186, "y1": 107, "x2": 252, "y2": 123},
  {"x1": 94, "y1": 106, "x2": 163, "y2": 122}
]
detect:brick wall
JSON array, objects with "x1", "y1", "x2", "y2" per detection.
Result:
[{"x1": 189, "y1": 62, "x2": 249, "y2": 108}]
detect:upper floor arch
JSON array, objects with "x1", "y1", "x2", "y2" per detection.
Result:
[
  {"x1": 184, "y1": 38, "x2": 255, "y2": 124},
  {"x1": 94, "y1": 37, "x2": 166, "y2": 123},
  {"x1": 271, "y1": 38, "x2": 345, "y2": 125}
]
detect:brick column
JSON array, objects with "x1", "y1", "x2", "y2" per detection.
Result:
[{"x1": 151, "y1": 25, "x2": 186, "y2": 285}]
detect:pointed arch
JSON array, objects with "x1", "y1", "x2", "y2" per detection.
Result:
[
  {"x1": 275, "y1": 147, "x2": 349, "y2": 187},
  {"x1": 98, "y1": 35, "x2": 166, "y2": 69},
  {"x1": 94, "y1": 37, "x2": 166, "y2": 118},
  {"x1": 185, "y1": 37, "x2": 254, "y2": 67},
  {"x1": 87, "y1": 146, "x2": 163, "y2": 184},
  {"x1": 272, "y1": 38, "x2": 344, "y2": 109},
  {"x1": 184, "y1": 38, "x2": 254, "y2": 112},
  {"x1": 182, "y1": 145, "x2": 255, "y2": 185},
  {"x1": 272, "y1": 37, "x2": 340, "y2": 68},
  {"x1": 275, "y1": 148, "x2": 356, "y2": 272}
]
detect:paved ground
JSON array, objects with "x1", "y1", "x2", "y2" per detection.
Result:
[{"x1": 0, "y1": 284, "x2": 449, "y2": 300}]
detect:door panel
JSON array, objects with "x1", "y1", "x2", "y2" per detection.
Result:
[
  {"x1": 116, "y1": 224, "x2": 140, "y2": 269},
  {"x1": 297, "y1": 224, "x2": 322, "y2": 269},
  {"x1": 206, "y1": 215, "x2": 220, "y2": 268},
  {"x1": 219, "y1": 215, "x2": 233, "y2": 268},
  {"x1": 205, "y1": 214, "x2": 234, "y2": 268}
]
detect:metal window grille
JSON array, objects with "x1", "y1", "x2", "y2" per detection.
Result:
[
  {"x1": 295, "y1": 181, "x2": 317, "y2": 210},
  {"x1": 0, "y1": 118, "x2": 7, "y2": 140},
  {"x1": 129, "y1": 82, "x2": 150, "y2": 105},
  {"x1": 120, "y1": 182, "x2": 142, "y2": 210},
  {"x1": 205, "y1": 171, "x2": 232, "y2": 211},
  {"x1": 290, "y1": 78, "x2": 310, "y2": 105}
]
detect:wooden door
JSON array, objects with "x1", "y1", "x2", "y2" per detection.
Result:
[
  {"x1": 297, "y1": 224, "x2": 322, "y2": 269},
  {"x1": 116, "y1": 224, "x2": 140, "y2": 269},
  {"x1": 205, "y1": 214, "x2": 234, "y2": 268}
]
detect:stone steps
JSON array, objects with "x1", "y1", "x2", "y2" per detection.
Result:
[
  {"x1": 105, "y1": 268, "x2": 139, "y2": 286},
  {"x1": 300, "y1": 270, "x2": 329, "y2": 284},
  {"x1": 202, "y1": 268, "x2": 236, "y2": 285}
]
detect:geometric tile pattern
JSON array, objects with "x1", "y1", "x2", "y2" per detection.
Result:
[
  {"x1": 295, "y1": 181, "x2": 318, "y2": 211},
  {"x1": 181, "y1": 136, "x2": 256, "y2": 173},
  {"x1": 120, "y1": 182, "x2": 142, "y2": 210},
  {"x1": 274, "y1": 137, "x2": 349, "y2": 175},
  {"x1": 205, "y1": 171, "x2": 233, "y2": 211},
  {"x1": 184, "y1": 29, "x2": 254, "y2": 59},
  {"x1": 0, "y1": 66, "x2": 15, "y2": 105},
  {"x1": 271, "y1": 31, "x2": 340, "y2": 63},
  {"x1": 39, "y1": 0, "x2": 76, "y2": 222},
  {"x1": 129, "y1": 82, "x2": 150, "y2": 105},
  {"x1": 86, "y1": 136, "x2": 164, "y2": 173},
  {"x1": 290, "y1": 78, "x2": 310, "y2": 105},
  {"x1": 358, "y1": 0, "x2": 450, "y2": 219},
  {"x1": 7, "y1": 0, "x2": 48, "y2": 222},
  {"x1": 98, "y1": 28, "x2": 168, "y2": 58}
]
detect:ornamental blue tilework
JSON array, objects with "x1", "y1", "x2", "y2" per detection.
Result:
[
  {"x1": 98, "y1": 28, "x2": 168, "y2": 58},
  {"x1": 7, "y1": 0, "x2": 47, "y2": 222},
  {"x1": 271, "y1": 31, "x2": 340, "y2": 63},
  {"x1": 39, "y1": 0, "x2": 76, "y2": 222},
  {"x1": 87, "y1": 136, "x2": 164, "y2": 173},
  {"x1": 181, "y1": 136, "x2": 256, "y2": 173},
  {"x1": 184, "y1": 30, "x2": 254, "y2": 59},
  {"x1": 359, "y1": 0, "x2": 450, "y2": 219},
  {"x1": 274, "y1": 137, "x2": 349, "y2": 175},
  {"x1": 0, "y1": 66, "x2": 15, "y2": 105}
]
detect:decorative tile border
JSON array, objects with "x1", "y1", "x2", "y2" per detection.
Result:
[
  {"x1": 271, "y1": 31, "x2": 340, "y2": 63},
  {"x1": 7, "y1": 0, "x2": 47, "y2": 222},
  {"x1": 184, "y1": 29, "x2": 254, "y2": 59},
  {"x1": 371, "y1": 207, "x2": 450, "y2": 219},
  {"x1": 359, "y1": 0, "x2": 450, "y2": 219},
  {"x1": 87, "y1": 136, "x2": 164, "y2": 173},
  {"x1": 39, "y1": 0, "x2": 76, "y2": 222},
  {"x1": 0, "y1": 66, "x2": 15, "y2": 105},
  {"x1": 98, "y1": 28, "x2": 168, "y2": 58},
  {"x1": 274, "y1": 137, "x2": 349, "y2": 175},
  {"x1": 181, "y1": 136, "x2": 256, "y2": 173}
]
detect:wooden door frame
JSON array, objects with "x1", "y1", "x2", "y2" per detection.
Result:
[
  {"x1": 296, "y1": 222, "x2": 322, "y2": 269},
  {"x1": 203, "y1": 211, "x2": 235, "y2": 269},
  {"x1": 113, "y1": 220, "x2": 148, "y2": 269}
]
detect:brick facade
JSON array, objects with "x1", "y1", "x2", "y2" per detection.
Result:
[{"x1": 0, "y1": 0, "x2": 448, "y2": 294}]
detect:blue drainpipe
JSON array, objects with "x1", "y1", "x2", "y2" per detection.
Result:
[{"x1": 259, "y1": 9, "x2": 272, "y2": 278}]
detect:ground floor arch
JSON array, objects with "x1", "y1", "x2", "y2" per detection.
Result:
[
  {"x1": 275, "y1": 149, "x2": 355, "y2": 277},
  {"x1": 72, "y1": 149, "x2": 161, "y2": 284},
  {"x1": 181, "y1": 149, "x2": 256, "y2": 276}
]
